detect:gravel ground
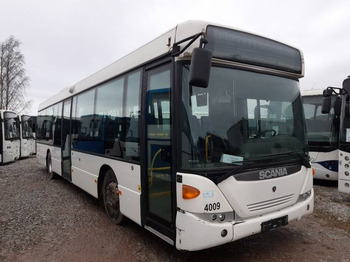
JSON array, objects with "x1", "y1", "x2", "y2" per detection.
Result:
[{"x1": 1, "y1": 157, "x2": 349, "y2": 262}]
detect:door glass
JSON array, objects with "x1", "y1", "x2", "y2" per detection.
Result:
[
  {"x1": 146, "y1": 64, "x2": 172, "y2": 223},
  {"x1": 62, "y1": 99, "x2": 71, "y2": 180}
]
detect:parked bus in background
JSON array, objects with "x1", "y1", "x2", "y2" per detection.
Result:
[
  {"x1": 0, "y1": 110, "x2": 20, "y2": 164},
  {"x1": 301, "y1": 90, "x2": 339, "y2": 180},
  {"x1": 37, "y1": 20, "x2": 314, "y2": 251},
  {"x1": 29, "y1": 116, "x2": 37, "y2": 154},
  {"x1": 19, "y1": 114, "x2": 36, "y2": 158},
  {"x1": 323, "y1": 76, "x2": 350, "y2": 194}
]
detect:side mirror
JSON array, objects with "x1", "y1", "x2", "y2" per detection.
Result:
[
  {"x1": 189, "y1": 48, "x2": 212, "y2": 88},
  {"x1": 343, "y1": 76, "x2": 350, "y2": 94},
  {"x1": 322, "y1": 96, "x2": 332, "y2": 114},
  {"x1": 334, "y1": 97, "x2": 341, "y2": 116},
  {"x1": 323, "y1": 89, "x2": 332, "y2": 97}
]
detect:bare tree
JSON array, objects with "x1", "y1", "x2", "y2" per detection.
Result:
[{"x1": 0, "y1": 36, "x2": 32, "y2": 113}]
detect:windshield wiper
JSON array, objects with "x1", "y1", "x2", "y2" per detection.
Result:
[
  {"x1": 258, "y1": 150, "x2": 310, "y2": 168},
  {"x1": 227, "y1": 150, "x2": 308, "y2": 165},
  {"x1": 214, "y1": 150, "x2": 310, "y2": 184},
  {"x1": 213, "y1": 164, "x2": 246, "y2": 184}
]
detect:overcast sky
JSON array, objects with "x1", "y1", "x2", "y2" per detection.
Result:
[{"x1": 1, "y1": 0, "x2": 349, "y2": 115}]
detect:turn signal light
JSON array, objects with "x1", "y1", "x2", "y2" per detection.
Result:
[
  {"x1": 182, "y1": 185, "x2": 200, "y2": 199},
  {"x1": 312, "y1": 168, "x2": 315, "y2": 176}
]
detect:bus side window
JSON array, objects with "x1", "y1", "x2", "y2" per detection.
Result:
[{"x1": 95, "y1": 76, "x2": 124, "y2": 157}]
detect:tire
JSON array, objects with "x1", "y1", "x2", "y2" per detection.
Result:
[
  {"x1": 46, "y1": 152, "x2": 58, "y2": 179},
  {"x1": 102, "y1": 169, "x2": 124, "y2": 224}
]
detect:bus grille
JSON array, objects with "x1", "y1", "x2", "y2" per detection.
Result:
[{"x1": 247, "y1": 194, "x2": 294, "y2": 212}]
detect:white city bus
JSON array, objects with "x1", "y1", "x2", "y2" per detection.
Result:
[
  {"x1": 19, "y1": 114, "x2": 36, "y2": 158},
  {"x1": 37, "y1": 20, "x2": 314, "y2": 251},
  {"x1": 301, "y1": 90, "x2": 339, "y2": 180},
  {"x1": 0, "y1": 110, "x2": 20, "y2": 164},
  {"x1": 323, "y1": 76, "x2": 350, "y2": 194}
]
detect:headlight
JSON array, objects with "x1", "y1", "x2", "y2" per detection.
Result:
[
  {"x1": 195, "y1": 211, "x2": 235, "y2": 223},
  {"x1": 298, "y1": 190, "x2": 312, "y2": 202},
  {"x1": 208, "y1": 212, "x2": 234, "y2": 223}
]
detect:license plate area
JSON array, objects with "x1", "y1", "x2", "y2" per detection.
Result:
[{"x1": 261, "y1": 215, "x2": 288, "y2": 232}]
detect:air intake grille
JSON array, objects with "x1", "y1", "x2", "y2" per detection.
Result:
[{"x1": 247, "y1": 194, "x2": 294, "y2": 212}]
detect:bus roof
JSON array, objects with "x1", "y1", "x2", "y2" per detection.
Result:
[
  {"x1": 39, "y1": 20, "x2": 304, "y2": 111},
  {"x1": 0, "y1": 109, "x2": 16, "y2": 114}
]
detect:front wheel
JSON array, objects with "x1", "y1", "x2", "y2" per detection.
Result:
[{"x1": 102, "y1": 169, "x2": 124, "y2": 225}]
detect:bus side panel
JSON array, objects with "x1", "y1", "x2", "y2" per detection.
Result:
[
  {"x1": 20, "y1": 138, "x2": 30, "y2": 158},
  {"x1": 338, "y1": 150, "x2": 350, "y2": 194},
  {"x1": 3, "y1": 140, "x2": 20, "y2": 163},
  {"x1": 71, "y1": 151, "x2": 141, "y2": 225},
  {"x1": 71, "y1": 151, "x2": 99, "y2": 198},
  {"x1": 51, "y1": 146, "x2": 62, "y2": 176},
  {"x1": 36, "y1": 144, "x2": 62, "y2": 176},
  {"x1": 36, "y1": 143, "x2": 47, "y2": 167},
  {"x1": 309, "y1": 150, "x2": 338, "y2": 181},
  {"x1": 118, "y1": 185, "x2": 141, "y2": 225},
  {"x1": 28, "y1": 138, "x2": 35, "y2": 155}
]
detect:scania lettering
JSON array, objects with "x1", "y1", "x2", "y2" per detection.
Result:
[
  {"x1": 36, "y1": 20, "x2": 314, "y2": 251},
  {"x1": 259, "y1": 168, "x2": 288, "y2": 179}
]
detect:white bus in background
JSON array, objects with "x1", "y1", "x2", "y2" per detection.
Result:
[
  {"x1": 19, "y1": 114, "x2": 36, "y2": 158},
  {"x1": 323, "y1": 76, "x2": 350, "y2": 194},
  {"x1": 36, "y1": 20, "x2": 314, "y2": 251},
  {"x1": 29, "y1": 116, "x2": 37, "y2": 154},
  {"x1": 301, "y1": 90, "x2": 339, "y2": 180},
  {"x1": 0, "y1": 110, "x2": 20, "y2": 164}
]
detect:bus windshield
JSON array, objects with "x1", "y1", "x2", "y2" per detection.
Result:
[
  {"x1": 180, "y1": 65, "x2": 307, "y2": 169},
  {"x1": 302, "y1": 95, "x2": 338, "y2": 147},
  {"x1": 4, "y1": 112, "x2": 20, "y2": 140},
  {"x1": 340, "y1": 96, "x2": 350, "y2": 145},
  {"x1": 21, "y1": 115, "x2": 34, "y2": 139}
]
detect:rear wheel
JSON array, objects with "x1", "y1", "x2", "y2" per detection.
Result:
[
  {"x1": 46, "y1": 152, "x2": 58, "y2": 179},
  {"x1": 102, "y1": 169, "x2": 124, "y2": 224}
]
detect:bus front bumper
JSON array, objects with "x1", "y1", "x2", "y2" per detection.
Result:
[{"x1": 175, "y1": 189, "x2": 314, "y2": 251}]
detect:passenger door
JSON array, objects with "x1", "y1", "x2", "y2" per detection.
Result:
[
  {"x1": 143, "y1": 62, "x2": 174, "y2": 242},
  {"x1": 61, "y1": 98, "x2": 72, "y2": 181}
]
